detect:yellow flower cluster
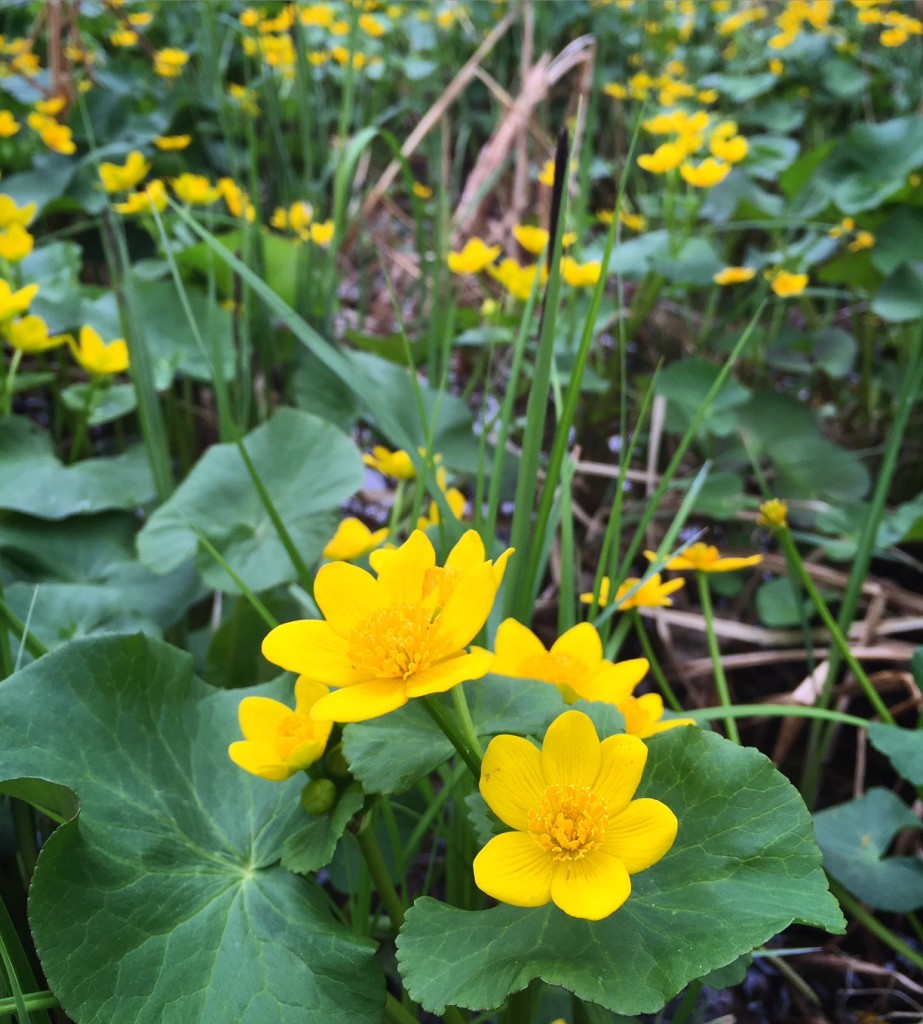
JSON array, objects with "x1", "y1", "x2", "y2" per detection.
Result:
[
  {"x1": 636, "y1": 109, "x2": 746, "y2": 187},
  {"x1": 270, "y1": 201, "x2": 333, "y2": 246}
]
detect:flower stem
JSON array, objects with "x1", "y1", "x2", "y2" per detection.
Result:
[
  {"x1": 420, "y1": 695, "x2": 482, "y2": 781},
  {"x1": 631, "y1": 611, "x2": 683, "y2": 712},
  {"x1": 355, "y1": 814, "x2": 405, "y2": 932},
  {"x1": 696, "y1": 573, "x2": 739, "y2": 743},
  {"x1": 451, "y1": 685, "x2": 483, "y2": 758}
]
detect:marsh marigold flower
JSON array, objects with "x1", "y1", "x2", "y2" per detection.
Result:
[
  {"x1": 0, "y1": 196, "x2": 36, "y2": 229},
  {"x1": 767, "y1": 269, "x2": 808, "y2": 297},
  {"x1": 363, "y1": 444, "x2": 416, "y2": 480},
  {"x1": 757, "y1": 498, "x2": 788, "y2": 531},
  {"x1": 713, "y1": 266, "x2": 756, "y2": 285},
  {"x1": 490, "y1": 619, "x2": 648, "y2": 706},
  {"x1": 113, "y1": 179, "x2": 168, "y2": 215},
  {"x1": 262, "y1": 530, "x2": 512, "y2": 723},
  {"x1": 229, "y1": 676, "x2": 333, "y2": 781},
  {"x1": 447, "y1": 237, "x2": 501, "y2": 275},
  {"x1": 70, "y1": 325, "x2": 129, "y2": 375},
  {"x1": 153, "y1": 134, "x2": 192, "y2": 151},
  {"x1": 171, "y1": 173, "x2": 221, "y2": 205},
  {"x1": 645, "y1": 543, "x2": 762, "y2": 573},
  {"x1": 154, "y1": 47, "x2": 189, "y2": 77},
  {"x1": 3, "y1": 314, "x2": 69, "y2": 353},
  {"x1": 560, "y1": 257, "x2": 602, "y2": 288},
  {"x1": 0, "y1": 111, "x2": 20, "y2": 137},
  {"x1": 473, "y1": 710, "x2": 678, "y2": 920},
  {"x1": 0, "y1": 281, "x2": 39, "y2": 322},
  {"x1": 323, "y1": 517, "x2": 389, "y2": 561},
  {"x1": 98, "y1": 150, "x2": 150, "y2": 193},
  {"x1": 680, "y1": 158, "x2": 730, "y2": 188},
  {"x1": 581, "y1": 573, "x2": 685, "y2": 610},
  {"x1": 0, "y1": 225, "x2": 33, "y2": 262},
  {"x1": 619, "y1": 693, "x2": 695, "y2": 738},
  {"x1": 637, "y1": 141, "x2": 685, "y2": 174}
]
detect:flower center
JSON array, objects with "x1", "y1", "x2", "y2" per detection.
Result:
[
  {"x1": 347, "y1": 604, "x2": 441, "y2": 680},
  {"x1": 274, "y1": 714, "x2": 316, "y2": 759},
  {"x1": 529, "y1": 784, "x2": 609, "y2": 861}
]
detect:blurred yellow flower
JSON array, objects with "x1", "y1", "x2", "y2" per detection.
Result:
[
  {"x1": 710, "y1": 134, "x2": 748, "y2": 163},
  {"x1": 412, "y1": 181, "x2": 433, "y2": 199},
  {"x1": 154, "y1": 47, "x2": 189, "y2": 77},
  {"x1": 171, "y1": 173, "x2": 221, "y2": 205},
  {"x1": 488, "y1": 258, "x2": 546, "y2": 301},
  {"x1": 217, "y1": 178, "x2": 255, "y2": 221},
  {"x1": 110, "y1": 29, "x2": 138, "y2": 47},
  {"x1": 0, "y1": 197, "x2": 36, "y2": 230},
  {"x1": 310, "y1": 220, "x2": 334, "y2": 246},
  {"x1": 27, "y1": 113, "x2": 76, "y2": 155},
  {"x1": 323, "y1": 517, "x2": 389, "y2": 561},
  {"x1": 637, "y1": 141, "x2": 685, "y2": 174},
  {"x1": 512, "y1": 224, "x2": 549, "y2": 255},
  {"x1": 262, "y1": 530, "x2": 511, "y2": 723},
  {"x1": 538, "y1": 158, "x2": 556, "y2": 186},
  {"x1": 473, "y1": 710, "x2": 678, "y2": 920},
  {"x1": 2, "y1": 314, "x2": 69, "y2": 353},
  {"x1": 153, "y1": 134, "x2": 192, "y2": 151},
  {"x1": 490, "y1": 618, "x2": 648, "y2": 706},
  {"x1": 0, "y1": 224, "x2": 33, "y2": 262},
  {"x1": 229, "y1": 676, "x2": 333, "y2": 781},
  {"x1": 713, "y1": 265, "x2": 757, "y2": 285},
  {"x1": 416, "y1": 467, "x2": 466, "y2": 530},
  {"x1": 767, "y1": 269, "x2": 808, "y2": 297},
  {"x1": 98, "y1": 150, "x2": 150, "y2": 193},
  {"x1": 619, "y1": 693, "x2": 695, "y2": 738},
  {"x1": 560, "y1": 256, "x2": 601, "y2": 288},
  {"x1": 0, "y1": 281, "x2": 39, "y2": 321},
  {"x1": 447, "y1": 237, "x2": 501, "y2": 274},
  {"x1": 70, "y1": 325, "x2": 130, "y2": 375},
  {"x1": 359, "y1": 13, "x2": 385, "y2": 35},
  {"x1": 112, "y1": 179, "x2": 168, "y2": 215},
  {"x1": 757, "y1": 498, "x2": 788, "y2": 530},
  {"x1": 300, "y1": 3, "x2": 334, "y2": 27},
  {"x1": 645, "y1": 543, "x2": 762, "y2": 573},
  {"x1": 581, "y1": 573, "x2": 685, "y2": 611},
  {"x1": 848, "y1": 230, "x2": 875, "y2": 252},
  {"x1": 363, "y1": 444, "x2": 417, "y2": 480},
  {"x1": 34, "y1": 96, "x2": 66, "y2": 116},
  {"x1": 680, "y1": 158, "x2": 730, "y2": 188},
  {"x1": 0, "y1": 111, "x2": 20, "y2": 137}
]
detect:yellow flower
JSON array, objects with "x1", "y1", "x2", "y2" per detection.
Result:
[
  {"x1": 218, "y1": 178, "x2": 255, "y2": 221},
  {"x1": 154, "y1": 47, "x2": 189, "y2": 77},
  {"x1": 363, "y1": 444, "x2": 416, "y2": 480},
  {"x1": 153, "y1": 134, "x2": 192, "y2": 151},
  {"x1": 581, "y1": 573, "x2": 685, "y2": 611},
  {"x1": 0, "y1": 224, "x2": 33, "y2": 262},
  {"x1": 323, "y1": 517, "x2": 389, "y2": 561},
  {"x1": 680, "y1": 158, "x2": 730, "y2": 188},
  {"x1": 0, "y1": 281, "x2": 39, "y2": 321},
  {"x1": 512, "y1": 224, "x2": 549, "y2": 255},
  {"x1": 490, "y1": 619, "x2": 648, "y2": 706},
  {"x1": 228, "y1": 83, "x2": 259, "y2": 114},
  {"x1": 848, "y1": 230, "x2": 875, "y2": 252},
  {"x1": 128, "y1": 11, "x2": 153, "y2": 27},
  {"x1": 34, "y1": 96, "x2": 66, "y2": 116},
  {"x1": 229, "y1": 676, "x2": 333, "y2": 781},
  {"x1": 70, "y1": 325, "x2": 130, "y2": 375},
  {"x1": 619, "y1": 693, "x2": 695, "y2": 739},
  {"x1": 98, "y1": 150, "x2": 150, "y2": 193},
  {"x1": 447, "y1": 237, "x2": 501, "y2": 274},
  {"x1": 112, "y1": 179, "x2": 168, "y2": 215},
  {"x1": 262, "y1": 530, "x2": 511, "y2": 723},
  {"x1": 645, "y1": 542, "x2": 763, "y2": 573},
  {"x1": 0, "y1": 110, "x2": 20, "y2": 137},
  {"x1": 769, "y1": 58, "x2": 784, "y2": 74},
  {"x1": 757, "y1": 498, "x2": 788, "y2": 530},
  {"x1": 300, "y1": 3, "x2": 334, "y2": 26},
  {"x1": 828, "y1": 216, "x2": 854, "y2": 238},
  {"x1": 27, "y1": 113, "x2": 76, "y2": 155},
  {"x1": 713, "y1": 265, "x2": 756, "y2": 285},
  {"x1": 2, "y1": 314, "x2": 69, "y2": 352},
  {"x1": 171, "y1": 173, "x2": 221, "y2": 205},
  {"x1": 359, "y1": 12, "x2": 385, "y2": 35},
  {"x1": 709, "y1": 134, "x2": 748, "y2": 163},
  {"x1": 767, "y1": 269, "x2": 808, "y2": 297},
  {"x1": 637, "y1": 141, "x2": 686, "y2": 174},
  {"x1": 619, "y1": 209, "x2": 647, "y2": 232},
  {"x1": 412, "y1": 181, "x2": 433, "y2": 199},
  {"x1": 0, "y1": 196, "x2": 36, "y2": 229},
  {"x1": 310, "y1": 220, "x2": 334, "y2": 246},
  {"x1": 538, "y1": 158, "x2": 556, "y2": 186},
  {"x1": 110, "y1": 29, "x2": 138, "y2": 47},
  {"x1": 603, "y1": 82, "x2": 628, "y2": 99},
  {"x1": 473, "y1": 710, "x2": 678, "y2": 920},
  {"x1": 560, "y1": 256, "x2": 602, "y2": 288},
  {"x1": 880, "y1": 27, "x2": 908, "y2": 46},
  {"x1": 416, "y1": 468, "x2": 467, "y2": 530},
  {"x1": 488, "y1": 258, "x2": 546, "y2": 301}
]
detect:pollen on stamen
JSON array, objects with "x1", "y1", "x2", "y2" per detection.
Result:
[
  {"x1": 529, "y1": 783, "x2": 609, "y2": 861},
  {"x1": 347, "y1": 604, "x2": 439, "y2": 680}
]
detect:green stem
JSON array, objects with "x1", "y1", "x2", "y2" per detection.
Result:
[
  {"x1": 669, "y1": 979, "x2": 702, "y2": 1024},
  {"x1": 631, "y1": 611, "x2": 683, "y2": 712},
  {"x1": 696, "y1": 573, "x2": 739, "y2": 743},
  {"x1": 0, "y1": 992, "x2": 57, "y2": 1016},
  {"x1": 776, "y1": 527, "x2": 894, "y2": 725},
  {"x1": 2, "y1": 348, "x2": 22, "y2": 417},
  {"x1": 832, "y1": 883, "x2": 923, "y2": 973},
  {"x1": 383, "y1": 994, "x2": 418, "y2": 1024},
  {"x1": 355, "y1": 816, "x2": 405, "y2": 932},
  {"x1": 420, "y1": 695, "x2": 482, "y2": 781},
  {"x1": 451, "y1": 686, "x2": 483, "y2": 758},
  {"x1": 0, "y1": 597, "x2": 47, "y2": 661},
  {"x1": 686, "y1": 703, "x2": 869, "y2": 729},
  {"x1": 602, "y1": 612, "x2": 633, "y2": 661}
]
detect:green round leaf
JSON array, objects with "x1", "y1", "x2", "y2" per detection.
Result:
[
  {"x1": 0, "y1": 635, "x2": 383, "y2": 1024},
  {"x1": 137, "y1": 408, "x2": 362, "y2": 592},
  {"x1": 867, "y1": 721, "x2": 923, "y2": 786},
  {"x1": 396, "y1": 729, "x2": 843, "y2": 1016}
]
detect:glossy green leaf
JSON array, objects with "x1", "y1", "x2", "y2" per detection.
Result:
[
  {"x1": 138, "y1": 408, "x2": 362, "y2": 592},
  {"x1": 871, "y1": 263, "x2": 923, "y2": 322},
  {"x1": 756, "y1": 577, "x2": 812, "y2": 629},
  {"x1": 872, "y1": 209, "x2": 923, "y2": 276},
  {"x1": 0, "y1": 417, "x2": 155, "y2": 519},
  {"x1": 656, "y1": 358, "x2": 751, "y2": 437},
  {"x1": 343, "y1": 677, "x2": 564, "y2": 795},
  {"x1": 397, "y1": 728, "x2": 843, "y2": 1016},
  {"x1": 0, "y1": 635, "x2": 383, "y2": 1024},
  {"x1": 814, "y1": 788, "x2": 923, "y2": 912},
  {"x1": 867, "y1": 721, "x2": 923, "y2": 785},
  {"x1": 61, "y1": 383, "x2": 137, "y2": 426},
  {"x1": 282, "y1": 785, "x2": 365, "y2": 876}
]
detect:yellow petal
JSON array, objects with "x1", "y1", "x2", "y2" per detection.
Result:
[
  {"x1": 550, "y1": 849, "x2": 631, "y2": 919},
  {"x1": 237, "y1": 696, "x2": 289, "y2": 742},
  {"x1": 492, "y1": 617, "x2": 547, "y2": 675},
  {"x1": 577, "y1": 657, "x2": 649, "y2": 704},
  {"x1": 540, "y1": 710, "x2": 601, "y2": 789},
  {"x1": 228, "y1": 740, "x2": 293, "y2": 781},
  {"x1": 604, "y1": 797, "x2": 678, "y2": 873},
  {"x1": 314, "y1": 559, "x2": 380, "y2": 635},
  {"x1": 403, "y1": 649, "x2": 494, "y2": 697},
  {"x1": 261, "y1": 620, "x2": 362, "y2": 683},
  {"x1": 480, "y1": 734, "x2": 545, "y2": 831},
  {"x1": 309, "y1": 678, "x2": 408, "y2": 723},
  {"x1": 437, "y1": 562, "x2": 497, "y2": 650},
  {"x1": 550, "y1": 621, "x2": 603, "y2": 665},
  {"x1": 287, "y1": 731, "x2": 331, "y2": 770},
  {"x1": 473, "y1": 831, "x2": 553, "y2": 908},
  {"x1": 444, "y1": 529, "x2": 486, "y2": 571},
  {"x1": 373, "y1": 530, "x2": 434, "y2": 604},
  {"x1": 593, "y1": 733, "x2": 648, "y2": 816},
  {"x1": 293, "y1": 675, "x2": 330, "y2": 713}
]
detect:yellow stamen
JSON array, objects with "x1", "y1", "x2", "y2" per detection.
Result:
[
  {"x1": 529, "y1": 784, "x2": 609, "y2": 861},
  {"x1": 348, "y1": 605, "x2": 441, "y2": 680}
]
